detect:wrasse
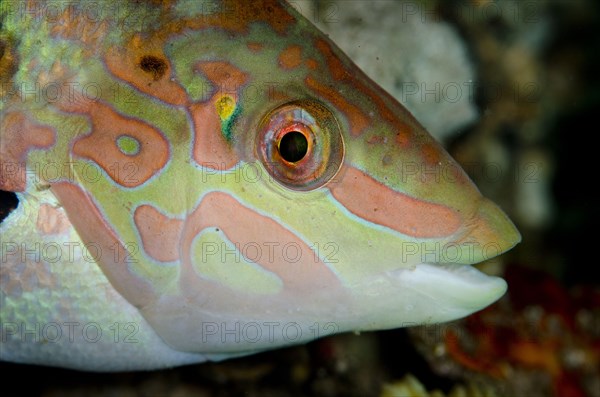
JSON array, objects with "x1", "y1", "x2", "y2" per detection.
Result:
[{"x1": 0, "y1": 0, "x2": 520, "y2": 371}]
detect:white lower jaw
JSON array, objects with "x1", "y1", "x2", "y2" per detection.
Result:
[
  {"x1": 338, "y1": 261, "x2": 508, "y2": 333},
  {"x1": 388, "y1": 262, "x2": 507, "y2": 313}
]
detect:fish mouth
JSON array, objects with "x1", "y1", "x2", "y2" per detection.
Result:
[
  {"x1": 384, "y1": 197, "x2": 519, "y2": 318},
  {"x1": 416, "y1": 196, "x2": 519, "y2": 309},
  {"x1": 340, "y1": 196, "x2": 520, "y2": 330}
]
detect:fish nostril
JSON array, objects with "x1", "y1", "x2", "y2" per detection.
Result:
[
  {"x1": 0, "y1": 190, "x2": 19, "y2": 223},
  {"x1": 139, "y1": 55, "x2": 168, "y2": 80},
  {"x1": 0, "y1": 35, "x2": 19, "y2": 100}
]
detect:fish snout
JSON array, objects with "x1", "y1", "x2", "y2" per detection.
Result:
[{"x1": 458, "y1": 197, "x2": 521, "y2": 264}]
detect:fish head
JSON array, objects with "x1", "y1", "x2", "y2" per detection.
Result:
[{"x1": 131, "y1": 1, "x2": 521, "y2": 353}]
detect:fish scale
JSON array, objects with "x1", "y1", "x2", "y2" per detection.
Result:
[{"x1": 0, "y1": 0, "x2": 520, "y2": 371}]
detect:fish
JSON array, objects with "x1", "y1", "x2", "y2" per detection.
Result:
[{"x1": 0, "y1": 0, "x2": 520, "y2": 371}]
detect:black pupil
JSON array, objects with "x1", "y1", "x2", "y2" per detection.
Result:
[{"x1": 279, "y1": 131, "x2": 308, "y2": 163}]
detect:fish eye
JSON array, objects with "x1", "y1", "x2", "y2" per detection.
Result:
[{"x1": 257, "y1": 100, "x2": 344, "y2": 191}]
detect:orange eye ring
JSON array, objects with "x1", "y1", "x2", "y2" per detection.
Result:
[{"x1": 257, "y1": 100, "x2": 344, "y2": 191}]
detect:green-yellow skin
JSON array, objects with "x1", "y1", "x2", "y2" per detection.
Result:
[{"x1": 0, "y1": 0, "x2": 520, "y2": 371}]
